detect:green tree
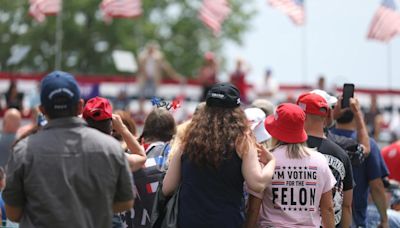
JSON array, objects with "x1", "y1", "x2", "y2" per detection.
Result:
[{"x1": 0, "y1": 0, "x2": 255, "y2": 77}]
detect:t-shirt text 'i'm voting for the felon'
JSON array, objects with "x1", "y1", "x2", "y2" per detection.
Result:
[{"x1": 271, "y1": 165, "x2": 318, "y2": 212}]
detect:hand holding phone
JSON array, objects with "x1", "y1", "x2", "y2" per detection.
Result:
[{"x1": 341, "y1": 83, "x2": 354, "y2": 109}]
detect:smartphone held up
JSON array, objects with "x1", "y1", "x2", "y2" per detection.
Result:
[{"x1": 341, "y1": 83, "x2": 354, "y2": 109}]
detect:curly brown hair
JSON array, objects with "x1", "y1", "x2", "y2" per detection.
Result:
[{"x1": 182, "y1": 106, "x2": 250, "y2": 168}]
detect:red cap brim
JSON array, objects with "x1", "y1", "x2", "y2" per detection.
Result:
[{"x1": 264, "y1": 115, "x2": 308, "y2": 144}]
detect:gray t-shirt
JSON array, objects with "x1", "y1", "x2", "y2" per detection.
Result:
[
  {"x1": 3, "y1": 117, "x2": 134, "y2": 228},
  {"x1": 0, "y1": 133, "x2": 16, "y2": 167}
]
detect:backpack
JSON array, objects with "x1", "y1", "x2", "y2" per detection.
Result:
[{"x1": 121, "y1": 143, "x2": 170, "y2": 228}]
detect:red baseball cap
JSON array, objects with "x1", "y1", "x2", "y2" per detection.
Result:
[
  {"x1": 264, "y1": 103, "x2": 307, "y2": 143},
  {"x1": 296, "y1": 92, "x2": 329, "y2": 117},
  {"x1": 83, "y1": 97, "x2": 113, "y2": 121}
]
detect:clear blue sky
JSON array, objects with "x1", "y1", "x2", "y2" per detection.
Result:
[{"x1": 224, "y1": 0, "x2": 400, "y2": 89}]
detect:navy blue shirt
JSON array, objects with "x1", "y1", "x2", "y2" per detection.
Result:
[
  {"x1": 330, "y1": 128, "x2": 389, "y2": 227},
  {"x1": 178, "y1": 152, "x2": 244, "y2": 228},
  {"x1": 0, "y1": 193, "x2": 5, "y2": 226}
]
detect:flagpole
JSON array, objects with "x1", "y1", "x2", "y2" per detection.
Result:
[
  {"x1": 301, "y1": 24, "x2": 307, "y2": 86},
  {"x1": 301, "y1": 1, "x2": 307, "y2": 86},
  {"x1": 387, "y1": 42, "x2": 393, "y2": 106},
  {"x1": 55, "y1": 0, "x2": 63, "y2": 70}
]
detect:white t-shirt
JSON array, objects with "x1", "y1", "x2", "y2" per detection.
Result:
[{"x1": 249, "y1": 145, "x2": 336, "y2": 228}]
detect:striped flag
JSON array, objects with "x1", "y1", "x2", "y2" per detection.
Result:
[
  {"x1": 198, "y1": 0, "x2": 231, "y2": 35},
  {"x1": 100, "y1": 0, "x2": 142, "y2": 22},
  {"x1": 29, "y1": 0, "x2": 61, "y2": 23},
  {"x1": 145, "y1": 182, "x2": 159, "y2": 194},
  {"x1": 367, "y1": 0, "x2": 400, "y2": 42},
  {"x1": 268, "y1": 0, "x2": 305, "y2": 26}
]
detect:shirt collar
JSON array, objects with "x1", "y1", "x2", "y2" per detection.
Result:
[
  {"x1": 43, "y1": 117, "x2": 87, "y2": 130},
  {"x1": 330, "y1": 128, "x2": 355, "y2": 138},
  {"x1": 145, "y1": 141, "x2": 165, "y2": 153}
]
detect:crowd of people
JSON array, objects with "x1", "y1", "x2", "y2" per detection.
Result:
[{"x1": 0, "y1": 69, "x2": 399, "y2": 228}]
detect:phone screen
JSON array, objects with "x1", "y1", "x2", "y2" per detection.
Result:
[{"x1": 341, "y1": 83, "x2": 354, "y2": 108}]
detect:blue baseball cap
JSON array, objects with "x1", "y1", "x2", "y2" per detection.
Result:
[{"x1": 40, "y1": 71, "x2": 81, "y2": 110}]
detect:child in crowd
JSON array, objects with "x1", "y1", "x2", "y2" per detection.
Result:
[{"x1": 128, "y1": 107, "x2": 177, "y2": 228}]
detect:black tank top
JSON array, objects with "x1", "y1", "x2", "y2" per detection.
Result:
[{"x1": 178, "y1": 151, "x2": 245, "y2": 228}]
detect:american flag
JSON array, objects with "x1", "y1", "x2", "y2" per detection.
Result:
[
  {"x1": 198, "y1": 0, "x2": 231, "y2": 35},
  {"x1": 29, "y1": 0, "x2": 61, "y2": 23},
  {"x1": 367, "y1": 0, "x2": 400, "y2": 42},
  {"x1": 100, "y1": 0, "x2": 142, "y2": 21},
  {"x1": 268, "y1": 0, "x2": 305, "y2": 26}
]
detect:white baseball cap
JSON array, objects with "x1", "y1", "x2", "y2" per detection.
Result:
[
  {"x1": 245, "y1": 108, "x2": 271, "y2": 143},
  {"x1": 310, "y1": 89, "x2": 338, "y2": 107}
]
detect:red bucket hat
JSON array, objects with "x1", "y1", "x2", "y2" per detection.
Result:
[
  {"x1": 264, "y1": 103, "x2": 307, "y2": 143},
  {"x1": 296, "y1": 92, "x2": 329, "y2": 117},
  {"x1": 83, "y1": 97, "x2": 113, "y2": 121}
]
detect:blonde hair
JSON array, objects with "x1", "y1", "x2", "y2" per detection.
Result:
[
  {"x1": 270, "y1": 138, "x2": 312, "y2": 159},
  {"x1": 168, "y1": 120, "x2": 191, "y2": 162},
  {"x1": 168, "y1": 102, "x2": 208, "y2": 162},
  {"x1": 260, "y1": 139, "x2": 272, "y2": 150}
]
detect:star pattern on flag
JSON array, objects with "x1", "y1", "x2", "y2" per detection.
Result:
[
  {"x1": 367, "y1": 0, "x2": 400, "y2": 42},
  {"x1": 268, "y1": 0, "x2": 305, "y2": 26}
]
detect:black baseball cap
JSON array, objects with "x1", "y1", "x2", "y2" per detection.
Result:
[{"x1": 206, "y1": 83, "x2": 241, "y2": 108}]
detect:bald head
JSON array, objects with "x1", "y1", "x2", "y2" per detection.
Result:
[{"x1": 3, "y1": 108, "x2": 22, "y2": 134}]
